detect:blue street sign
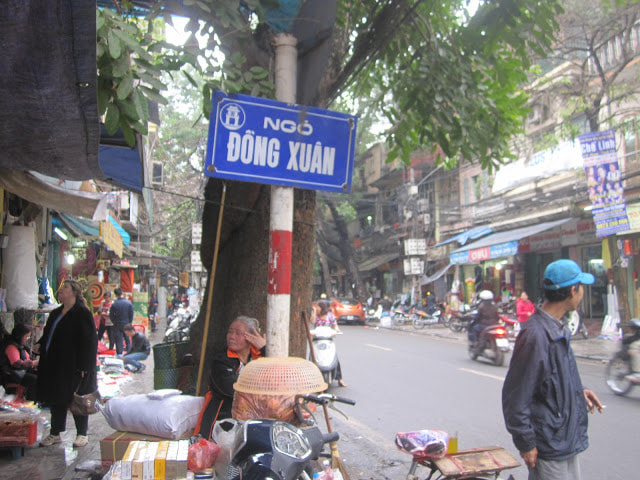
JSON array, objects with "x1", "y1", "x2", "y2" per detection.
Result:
[{"x1": 204, "y1": 91, "x2": 358, "y2": 193}]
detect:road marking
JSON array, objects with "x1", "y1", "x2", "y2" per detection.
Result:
[
  {"x1": 459, "y1": 367, "x2": 505, "y2": 381},
  {"x1": 365, "y1": 343, "x2": 392, "y2": 351}
]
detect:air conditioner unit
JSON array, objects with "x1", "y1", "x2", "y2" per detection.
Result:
[{"x1": 529, "y1": 106, "x2": 542, "y2": 124}]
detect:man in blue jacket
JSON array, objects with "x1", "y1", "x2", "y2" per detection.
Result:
[
  {"x1": 502, "y1": 259, "x2": 603, "y2": 480},
  {"x1": 109, "y1": 287, "x2": 134, "y2": 355}
]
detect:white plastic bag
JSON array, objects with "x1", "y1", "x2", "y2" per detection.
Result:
[
  {"x1": 101, "y1": 393, "x2": 204, "y2": 439},
  {"x1": 212, "y1": 418, "x2": 242, "y2": 477}
]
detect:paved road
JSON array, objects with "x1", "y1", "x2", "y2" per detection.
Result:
[{"x1": 326, "y1": 324, "x2": 639, "y2": 480}]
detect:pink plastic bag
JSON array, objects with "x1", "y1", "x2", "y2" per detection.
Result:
[{"x1": 187, "y1": 438, "x2": 221, "y2": 472}]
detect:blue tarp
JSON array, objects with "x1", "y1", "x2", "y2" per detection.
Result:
[
  {"x1": 58, "y1": 213, "x2": 130, "y2": 247},
  {"x1": 434, "y1": 225, "x2": 493, "y2": 247},
  {"x1": 99, "y1": 144, "x2": 143, "y2": 193}
]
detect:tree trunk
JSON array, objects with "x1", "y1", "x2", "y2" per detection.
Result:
[
  {"x1": 325, "y1": 198, "x2": 366, "y2": 300},
  {"x1": 189, "y1": 178, "x2": 315, "y2": 394}
]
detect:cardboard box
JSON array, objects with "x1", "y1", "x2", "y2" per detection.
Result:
[
  {"x1": 132, "y1": 441, "x2": 148, "y2": 480},
  {"x1": 145, "y1": 442, "x2": 159, "y2": 480},
  {"x1": 165, "y1": 441, "x2": 178, "y2": 480},
  {"x1": 155, "y1": 441, "x2": 170, "y2": 480},
  {"x1": 176, "y1": 440, "x2": 189, "y2": 479},
  {"x1": 121, "y1": 440, "x2": 140, "y2": 480},
  {"x1": 101, "y1": 430, "x2": 167, "y2": 469}
]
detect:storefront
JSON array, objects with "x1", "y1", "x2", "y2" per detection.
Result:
[{"x1": 449, "y1": 218, "x2": 605, "y2": 319}]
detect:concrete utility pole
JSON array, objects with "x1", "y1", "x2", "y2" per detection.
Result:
[{"x1": 267, "y1": 33, "x2": 297, "y2": 357}]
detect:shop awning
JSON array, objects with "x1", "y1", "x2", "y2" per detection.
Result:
[
  {"x1": 450, "y1": 218, "x2": 572, "y2": 264},
  {"x1": 59, "y1": 213, "x2": 130, "y2": 247},
  {"x1": 358, "y1": 252, "x2": 399, "y2": 272},
  {"x1": 421, "y1": 263, "x2": 452, "y2": 285},
  {"x1": 0, "y1": 169, "x2": 108, "y2": 219},
  {"x1": 434, "y1": 225, "x2": 493, "y2": 247}
]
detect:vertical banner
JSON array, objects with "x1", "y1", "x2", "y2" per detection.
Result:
[{"x1": 579, "y1": 129, "x2": 630, "y2": 237}]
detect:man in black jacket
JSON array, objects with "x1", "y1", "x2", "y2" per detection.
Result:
[
  {"x1": 122, "y1": 324, "x2": 150, "y2": 372},
  {"x1": 502, "y1": 259, "x2": 603, "y2": 480}
]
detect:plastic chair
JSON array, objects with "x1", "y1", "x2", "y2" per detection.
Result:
[{"x1": 4, "y1": 383, "x2": 25, "y2": 401}]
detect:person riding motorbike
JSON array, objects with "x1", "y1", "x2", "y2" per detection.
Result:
[{"x1": 468, "y1": 290, "x2": 499, "y2": 346}]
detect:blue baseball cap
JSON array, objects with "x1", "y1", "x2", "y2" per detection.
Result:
[{"x1": 543, "y1": 259, "x2": 594, "y2": 290}]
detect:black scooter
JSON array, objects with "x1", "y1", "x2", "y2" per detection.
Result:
[{"x1": 227, "y1": 393, "x2": 355, "y2": 480}]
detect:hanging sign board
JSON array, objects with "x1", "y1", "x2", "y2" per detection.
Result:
[{"x1": 204, "y1": 91, "x2": 358, "y2": 193}]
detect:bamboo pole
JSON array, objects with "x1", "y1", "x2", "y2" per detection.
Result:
[{"x1": 195, "y1": 183, "x2": 227, "y2": 396}]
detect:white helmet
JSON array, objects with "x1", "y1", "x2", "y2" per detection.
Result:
[{"x1": 478, "y1": 290, "x2": 494, "y2": 301}]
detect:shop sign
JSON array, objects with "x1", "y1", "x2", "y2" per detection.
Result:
[
  {"x1": 403, "y1": 257, "x2": 424, "y2": 275},
  {"x1": 450, "y1": 241, "x2": 518, "y2": 265},
  {"x1": 192, "y1": 223, "x2": 202, "y2": 245},
  {"x1": 191, "y1": 250, "x2": 203, "y2": 272},
  {"x1": 625, "y1": 203, "x2": 640, "y2": 231},
  {"x1": 404, "y1": 238, "x2": 427, "y2": 256},
  {"x1": 179, "y1": 271, "x2": 189, "y2": 288},
  {"x1": 559, "y1": 219, "x2": 596, "y2": 246},
  {"x1": 99, "y1": 220, "x2": 123, "y2": 258},
  {"x1": 519, "y1": 229, "x2": 563, "y2": 252}
]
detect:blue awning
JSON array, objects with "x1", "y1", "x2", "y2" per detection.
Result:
[
  {"x1": 58, "y1": 213, "x2": 130, "y2": 247},
  {"x1": 450, "y1": 218, "x2": 572, "y2": 264},
  {"x1": 99, "y1": 125, "x2": 144, "y2": 193},
  {"x1": 435, "y1": 225, "x2": 493, "y2": 247},
  {"x1": 108, "y1": 214, "x2": 130, "y2": 246}
]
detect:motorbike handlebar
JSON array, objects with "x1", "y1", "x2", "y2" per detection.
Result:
[
  {"x1": 298, "y1": 393, "x2": 356, "y2": 406},
  {"x1": 323, "y1": 432, "x2": 340, "y2": 444}
]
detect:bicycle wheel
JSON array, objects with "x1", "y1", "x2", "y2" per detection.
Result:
[{"x1": 605, "y1": 352, "x2": 633, "y2": 396}]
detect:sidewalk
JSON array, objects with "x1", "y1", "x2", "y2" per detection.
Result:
[{"x1": 0, "y1": 329, "x2": 160, "y2": 480}]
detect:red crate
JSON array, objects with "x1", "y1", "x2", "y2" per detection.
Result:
[{"x1": 0, "y1": 418, "x2": 37, "y2": 447}]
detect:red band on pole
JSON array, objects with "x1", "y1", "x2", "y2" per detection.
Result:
[{"x1": 268, "y1": 230, "x2": 292, "y2": 294}]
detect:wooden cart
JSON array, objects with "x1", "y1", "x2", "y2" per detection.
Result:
[{"x1": 411, "y1": 446, "x2": 520, "y2": 480}]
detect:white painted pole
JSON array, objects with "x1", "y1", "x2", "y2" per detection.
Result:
[{"x1": 267, "y1": 33, "x2": 297, "y2": 357}]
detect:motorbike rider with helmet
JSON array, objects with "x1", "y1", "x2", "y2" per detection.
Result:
[{"x1": 469, "y1": 290, "x2": 499, "y2": 346}]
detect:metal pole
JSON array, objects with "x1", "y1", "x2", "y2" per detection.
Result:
[{"x1": 267, "y1": 33, "x2": 297, "y2": 357}]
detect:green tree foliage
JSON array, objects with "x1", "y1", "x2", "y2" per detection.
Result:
[{"x1": 99, "y1": 0, "x2": 562, "y2": 168}]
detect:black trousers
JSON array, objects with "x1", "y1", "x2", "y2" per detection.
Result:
[{"x1": 50, "y1": 404, "x2": 88, "y2": 436}]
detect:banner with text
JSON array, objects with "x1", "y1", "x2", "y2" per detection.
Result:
[{"x1": 579, "y1": 129, "x2": 629, "y2": 237}]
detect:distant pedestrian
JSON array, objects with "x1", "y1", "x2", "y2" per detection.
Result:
[
  {"x1": 97, "y1": 291, "x2": 114, "y2": 348},
  {"x1": 110, "y1": 288, "x2": 134, "y2": 355},
  {"x1": 122, "y1": 324, "x2": 150, "y2": 373},
  {"x1": 516, "y1": 291, "x2": 535, "y2": 323},
  {"x1": 502, "y1": 259, "x2": 603, "y2": 480}
]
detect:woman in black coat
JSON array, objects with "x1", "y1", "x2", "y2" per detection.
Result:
[{"x1": 34, "y1": 279, "x2": 97, "y2": 448}]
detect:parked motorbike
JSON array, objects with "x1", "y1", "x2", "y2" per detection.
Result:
[
  {"x1": 164, "y1": 306, "x2": 198, "y2": 342},
  {"x1": 392, "y1": 301, "x2": 413, "y2": 326},
  {"x1": 310, "y1": 326, "x2": 341, "y2": 386},
  {"x1": 468, "y1": 323, "x2": 510, "y2": 366},
  {"x1": 564, "y1": 310, "x2": 589, "y2": 339},
  {"x1": 395, "y1": 429, "x2": 519, "y2": 480},
  {"x1": 228, "y1": 393, "x2": 355, "y2": 480},
  {"x1": 605, "y1": 318, "x2": 640, "y2": 396},
  {"x1": 411, "y1": 306, "x2": 442, "y2": 329}
]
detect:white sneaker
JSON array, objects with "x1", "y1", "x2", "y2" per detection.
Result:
[
  {"x1": 73, "y1": 435, "x2": 88, "y2": 447},
  {"x1": 40, "y1": 434, "x2": 61, "y2": 447}
]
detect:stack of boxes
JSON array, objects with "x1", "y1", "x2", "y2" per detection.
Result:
[{"x1": 102, "y1": 437, "x2": 190, "y2": 480}]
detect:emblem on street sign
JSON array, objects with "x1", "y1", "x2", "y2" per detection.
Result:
[{"x1": 205, "y1": 91, "x2": 358, "y2": 193}]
